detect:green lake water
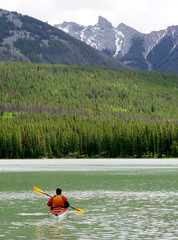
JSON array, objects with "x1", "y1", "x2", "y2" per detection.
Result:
[{"x1": 0, "y1": 159, "x2": 178, "y2": 240}]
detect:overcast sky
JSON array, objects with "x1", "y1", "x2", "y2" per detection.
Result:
[{"x1": 0, "y1": 0, "x2": 178, "y2": 33}]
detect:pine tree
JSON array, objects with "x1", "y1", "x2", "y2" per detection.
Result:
[{"x1": 171, "y1": 140, "x2": 178, "y2": 157}]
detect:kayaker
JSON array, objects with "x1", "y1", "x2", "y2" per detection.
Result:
[{"x1": 47, "y1": 187, "x2": 69, "y2": 208}]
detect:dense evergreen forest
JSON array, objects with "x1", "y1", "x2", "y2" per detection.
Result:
[{"x1": 0, "y1": 61, "x2": 177, "y2": 158}]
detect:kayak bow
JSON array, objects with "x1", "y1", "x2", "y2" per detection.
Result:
[{"x1": 49, "y1": 207, "x2": 68, "y2": 216}]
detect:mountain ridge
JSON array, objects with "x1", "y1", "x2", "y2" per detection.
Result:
[
  {"x1": 55, "y1": 17, "x2": 178, "y2": 74},
  {"x1": 0, "y1": 9, "x2": 124, "y2": 68}
]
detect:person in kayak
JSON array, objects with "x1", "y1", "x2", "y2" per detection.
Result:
[{"x1": 47, "y1": 187, "x2": 69, "y2": 208}]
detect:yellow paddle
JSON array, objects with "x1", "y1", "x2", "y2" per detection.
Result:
[
  {"x1": 33, "y1": 186, "x2": 84, "y2": 213},
  {"x1": 69, "y1": 206, "x2": 85, "y2": 212},
  {"x1": 33, "y1": 186, "x2": 51, "y2": 197}
]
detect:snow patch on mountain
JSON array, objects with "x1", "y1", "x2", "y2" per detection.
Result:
[
  {"x1": 55, "y1": 17, "x2": 178, "y2": 72},
  {"x1": 113, "y1": 29, "x2": 125, "y2": 57},
  {"x1": 58, "y1": 24, "x2": 69, "y2": 33},
  {"x1": 80, "y1": 27, "x2": 87, "y2": 41}
]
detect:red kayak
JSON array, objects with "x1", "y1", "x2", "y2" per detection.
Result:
[{"x1": 49, "y1": 207, "x2": 68, "y2": 216}]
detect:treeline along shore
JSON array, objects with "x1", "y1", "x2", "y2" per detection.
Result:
[
  {"x1": 0, "y1": 112, "x2": 177, "y2": 158},
  {"x1": 0, "y1": 61, "x2": 177, "y2": 158}
]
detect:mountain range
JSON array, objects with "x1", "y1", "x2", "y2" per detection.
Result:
[
  {"x1": 0, "y1": 9, "x2": 123, "y2": 68},
  {"x1": 0, "y1": 9, "x2": 177, "y2": 74},
  {"x1": 55, "y1": 16, "x2": 178, "y2": 74}
]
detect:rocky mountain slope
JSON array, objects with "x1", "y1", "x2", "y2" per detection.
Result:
[
  {"x1": 0, "y1": 9, "x2": 124, "y2": 68},
  {"x1": 56, "y1": 16, "x2": 178, "y2": 74}
]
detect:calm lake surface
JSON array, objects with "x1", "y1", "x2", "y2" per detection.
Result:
[{"x1": 0, "y1": 159, "x2": 178, "y2": 240}]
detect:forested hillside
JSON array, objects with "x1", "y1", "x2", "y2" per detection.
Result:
[
  {"x1": 0, "y1": 61, "x2": 177, "y2": 158},
  {"x1": 0, "y1": 9, "x2": 123, "y2": 68}
]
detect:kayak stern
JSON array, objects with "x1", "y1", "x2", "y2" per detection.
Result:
[{"x1": 49, "y1": 207, "x2": 68, "y2": 216}]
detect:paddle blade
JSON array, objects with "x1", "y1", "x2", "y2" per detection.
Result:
[
  {"x1": 70, "y1": 206, "x2": 85, "y2": 213},
  {"x1": 75, "y1": 208, "x2": 85, "y2": 213},
  {"x1": 33, "y1": 186, "x2": 51, "y2": 197},
  {"x1": 33, "y1": 186, "x2": 46, "y2": 195}
]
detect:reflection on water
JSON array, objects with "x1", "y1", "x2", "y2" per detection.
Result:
[
  {"x1": 0, "y1": 159, "x2": 178, "y2": 239},
  {"x1": 33, "y1": 216, "x2": 67, "y2": 240}
]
